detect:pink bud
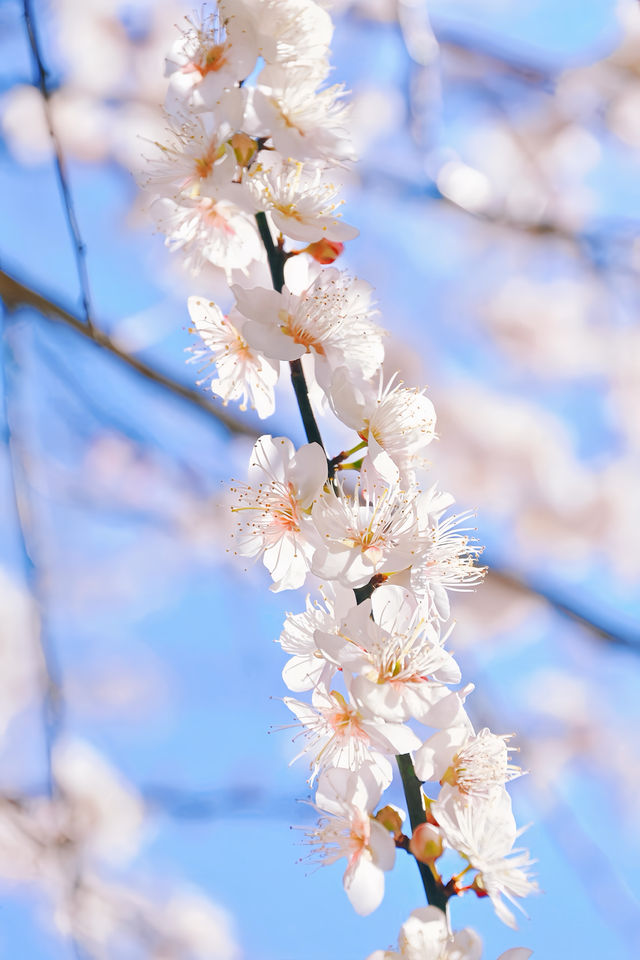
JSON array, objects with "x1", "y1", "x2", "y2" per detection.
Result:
[
  {"x1": 409, "y1": 822, "x2": 443, "y2": 864},
  {"x1": 304, "y1": 239, "x2": 345, "y2": 264},
  {"x1": 230, "y1": 133, "x2": 258, "y2": 167},
  {"x1": 374, "y1": 805, "x2": 404, "y2": 838}
]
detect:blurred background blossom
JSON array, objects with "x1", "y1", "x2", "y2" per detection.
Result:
[{"x1": 1, "y1": 0, "x2": 639, "y2": 957}]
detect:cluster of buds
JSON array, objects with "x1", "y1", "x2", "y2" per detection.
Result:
[{"x1": 144, "y1": 1, "x2": 538, "y2": 956}]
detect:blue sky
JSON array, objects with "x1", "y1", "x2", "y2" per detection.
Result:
[{"x1": 1, "y1": 0, "x2": 639, "y2": 957}]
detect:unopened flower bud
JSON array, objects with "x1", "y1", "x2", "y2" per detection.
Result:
[
  {"x1": 304, "y1": 238, "x2": 345, "y2": 264},
  {"x1": 230, "y1": 133, "x2": 258, "y2": 167},
  {"x1": 409, "y1": 822, "x2": 443, "y2": 864},
  {"x1": 374, "y1": 804, "x2": 405, "y2": 838}
]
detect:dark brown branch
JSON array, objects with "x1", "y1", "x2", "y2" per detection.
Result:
[
  {"x1": 0, "y1": 268, "x2": 258, "y2": 438},
  {"x1": 487, "y1": 565, "x2": 640, "y2": 652},
  {"x1": 361, "y1": 167, "x2": 639, "y2": 278}
]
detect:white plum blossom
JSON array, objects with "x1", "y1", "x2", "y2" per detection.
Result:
[
  {"x1": 150, "y1": 193, "x2": 263, "y2": 275},
  {"x1": 144, "y1": 107, "x2": 243, "y2": 198},
  {"x1": 54, "y1": 875, "x2": 242, "y2": 960},
  {"x1": 431, "y1": 787, "x2": 538, "y2": 929},
  {"x1": 254, "y1": 65, "x2": 354, "y2": 163},
  {"x1": 278, "y1": 582, "x2": 354, "y2": 692},
  {"x1": 223, "y1": 0, "x2": 333, "y2": 72},
  {"x1": 284, "y1": 684, "x2": 421, "y2": 784},
  {"x1": 229, "y1": 435, "x2": 327, "y2": 590},
  {"x1": 496, "y1": 954, "x2": 533, "y2": 960},
  {"x1": 329, "y1": 372, "x2": 437, "y2": 484},
  {"x1": 414, "y1": 724, "x2": 522, "y2": 799},
  {"x1": 248, "y1": 157, "x2": 359, "y2": 242},
  {"x1": 366, "y1": 906, "x2": 532, "y2": 960},
  {"x1": 188, "y1": 297, "x2": 279, "y2": 417},
  {"x1": 402, "y1": 490, "x2": 486, "y2": 621},
  {"x1": 52, "y1": 740, "x2": 145, "y2": 866},
  {"x1": 0, "y1": 738, "x2": 145, "y2": 888},
  {"x1": 432, "y1": 783, "x2": 515, "y2": 861},
  {"x1": 475, "y1": 849, "x2": 539, "y2": 932},
  {"x1": 366, "y1": 906, "x2": 480, "y2": 960},
  {"x1": 305, "y1": 767, "x2": 395, "y2": 915},
  {"x1": 315, "y1": 585, "x2": 464, "y2": 727},
  {"x1": 232, "y1": 261, "x2": 384, "y2": 381},
  {"x1": 165, "y1": 9, "x2": 256, "y2": 111},
  {"x1": 311, "y1": 482, "x2": 434, "y2": 588}
]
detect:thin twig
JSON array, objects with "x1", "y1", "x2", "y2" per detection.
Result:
[
  {"x1": 0, "y1": 268, "x2": 258, "y2": 438},
  {"x1": 360, "y1": 166, "x2": 639, "y2": 276},
  {"x1": 487, "y1": 564, "x2": 640, "y2": 651},
  {"x1": 23, "y1": 0, "x2": 95, "y2": 332},
  {"x1": 364, "y1": 11, "x2": 637, "y2": 276}
]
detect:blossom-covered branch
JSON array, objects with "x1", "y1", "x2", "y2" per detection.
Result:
[{"x1": 141, "y1": 1, "x2": 537, "y2": 955}]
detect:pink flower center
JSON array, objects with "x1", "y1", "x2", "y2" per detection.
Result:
[
  {"x1": 279, "y1": 311, "x2": 326, "y2": 355},
  {"x1": 347, "y1": 813, "x2": 370, "y2": 868},
  {"x1": 200, "y1": 200, "x2": 236, "y2": 235},
  {"x1": 183, "y1": 42, "x2": 229, "y2": 78},
  {"x1": 194, "y1": 141, "x2": 221, "y2": 179},
  {"x1": 326, "y1": 693, "x2": 370, "y2": 745},
  {"x1": 271, "y1": 482, "x2": 300, "y2": 531}
]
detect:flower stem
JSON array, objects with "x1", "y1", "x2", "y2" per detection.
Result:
[
  {"x1": 396, "y1": 753, "x2": 450, "y2": 912},
  {"x1": 328, "y1": 440, "x2": 367, "y2": 477},
  {"x1": 255, "y1": 211, "x2": 285, "y2": 291},
  {"x1": 255, "y1": 212, "x2": 326, "y2": 452},
  {"x1": 290, "y1": 358, "x2": 326, "y2": 451}
]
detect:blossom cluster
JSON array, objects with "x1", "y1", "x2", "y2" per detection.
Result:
[{"x1": 145, "y1": 1, "x2": 538, "y2": 956}]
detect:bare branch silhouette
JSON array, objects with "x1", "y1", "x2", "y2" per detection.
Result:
[
  {"x1": 0, "y1": 268, "x2": 258, "y2": 437},
  {"x1": 23, "y1": 0, "x2": 96, "y2": 333}
]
